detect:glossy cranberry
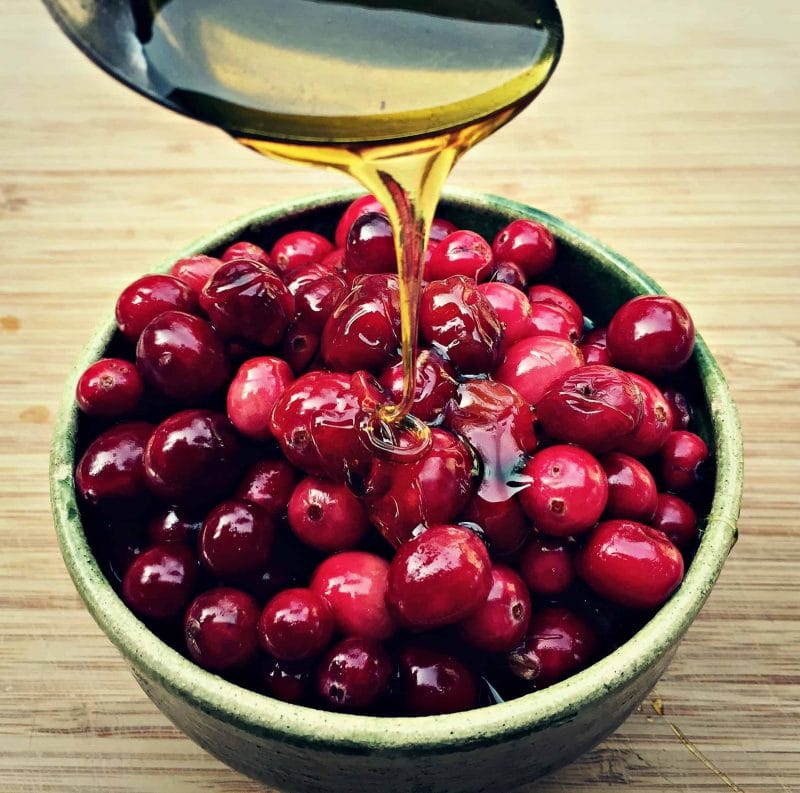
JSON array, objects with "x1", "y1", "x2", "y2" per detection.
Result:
[
  {"x1": 419, "y1": 276, "x2": 502, "y2": 374},
  {"x1": 428, "y1": 216, "x2": 458, "y2": 244},
  {"x1": 310, "y1": 552, "x2": 396, "y2": 640},
  {"x1": 398, "y1": 646, "x2": 478, "y2": 715},
  {"x1": 136, "y1": 311, "x2": 229, "y2": 403},
  {"x1": 76, "y1": 421, "x2": 153, "y2": 505},
  {"x1": 317, "y1": 637, "x2": 392, "y2": 711},
  {"x1": 426, "y1": 230, "x2": 493, "y2": 281},
  {"x1": 257, "y1": 588, "x2": 334, "y2": 661},
  {"x1": 270, "y1": 230, "x2": 333, "y2": 274},
  {"x1": 220, "y1": 240, "x2": 272, "y2": 268},
  {"x1": 184, "y1": 587, "x2": 260, "y2": 671},
  {"x1": 321, "y1": 247, "x2": 346, "y2": 273},
  {"x1": 477, "y1": 282, "x2": 535, "y2": 351},
  {"x1": 660, "y1": 431, "x2": 709, "y2": 491},
  {"x1": 122, "y1": 544, "x2": 197, "y2": 620},
  {"x1": 344, "y1": 212, "x2": 396, "y2": 275},
  {"x1": 492, "y1": 219, "x2": 555, "y2": 279},
  {"x1": 495, "y1": 335, "x2": 584, "y2": 407},
  {"x1": 460, "y1": 494, "x2": 529, "y2": 557},
  {"x1": 663, "y1": 387, "x2": 692, "y2": 431},
  {"x1": 528, "y1": 284, "x2": 583, "y2": 328},
  {"x1": 651, "y1": 493, "x2": 698, "y2": 548},
  {"x1": 334, "y1": 194, "x2": 385, "y2": 248},
  {"x1": 226, "y1": 356, "x2": 294, "y2": 440},
  {"x1": 283, "y1": 261, "x2": 335, "y2": 295},
  {"x1": 200, "y1": 259, "x2": 293, "y2": 347},
  {"x1": 508, "y1": 607, "x2": 597, "y2": 688},
  {"x1": 147, "y1": 506, "x2": 203, "y2": 546},
  {"x1": 528, "y1": 301, "x2": 581, "y2": 343},
  {"x1": 519, "y1": 445, "x2": 608, "y2": 536},
  {"x1": 519, "y1": 537, "x2": 575, "y2": 596},
  {"x1": 235, "y1": 459, "x2": 298, "y2": 517},
  {"x1": 579, "y1": 327, "x2": 611, "y2": 366},
  {"x1": 260, "y1": 657, "x2": 313, "y2": 704},
  {"x1": 379, "y1": 350, "x2": 457, "y2": 423},
  {"x1": 386, "y1": 525, "x2": 492, "y2": 630},
  {"x1": 607, "y1": 295, "x2": 695, "y2": 376},
  {"x1": 143, "y1": 410, "x2": 239, "y2": 506},
  {"x1": 536, "y1": 365, "x2": 644, "y2": 453},
  {"x1": 601, "y1": 452, "x2": 659, "y2": 522},
  {"x1": 616, "y1": 373, "x2": 673, "y2": 457},
  {"x1": 489, "y1": 260, "x2": 527, "y2": 291},
  {"x1": 115, "y1": 274, "x2": 198, "y2": 342},
  {"x1": 292, "y1": 271, "x2": 348, "y2": 333},
  {"x1": 76, "y1": 358, "x2": 143, "y2": 417},
  {"x1": 170, "y1": 254, "x2": 223, "y2": 295},
  {"x1": 281, "y1": 322, "x2": 320, "y2": 375},
  {"x1": 288, "y1": 477, "x2": 370, "y2": 552},
  {"x1": 577, "y1": 519, "x2": 684, "y2": 609}
]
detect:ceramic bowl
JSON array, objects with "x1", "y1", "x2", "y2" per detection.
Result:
[{"x1": 50, "y1": 189, "x2": 742, "y2": 793}]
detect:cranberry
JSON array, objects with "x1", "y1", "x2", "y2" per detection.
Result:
[
  {"x1": 577, "y1": 519, "x2": 684, "y2": 609},
  {"x1": 616, "y1": 373, "x2": 673, "y2": 457},
  {"x1": 226, "y1": 356, "x2": 294, "y2": 440},
  {"x1": 143, "y1": 410, "x2": 239, "y2": 506},
  {"x1": 386, "y1": 525, "x2": 492, "y2": 630},
  {"x1": 536, "y1": 365, "x2": 644, "y2": 453},
  {"x1": 321, "y1": 247, "x2": 346, "y2": 273},
  {"x1": 344, "y1": 212, "x2": 396, "y2": 275},
  {"x1": 270, "y1": 230, "x2": 333, "y2": 274},
  {"x1": 607, "y1": 295, "x2": 695, "y2": 376},
  {"x1": 184, "y1": 587, "x2": 260, "y2": 671},
  {"x1": 292, "y1": 271, "x2": 348, "y2": 333},
  {"x1": 660, "y1": 431, "x2": 709, "y2": 491},
  {"x1": 495, "y1": 336, "x2": 584, "y2": 407},
  {"x1": 528, "y1": 301, "x2": 581, "y2": 343},
  {"x1": 492, "y1": 219, "x2": 555, "y2": 279},
  {"x1": 136, "y1": 311, "x2": 229, "y2": 403},
  {"x1": 283, "y1": 262, "x2": 336, "y2": 295},
  {"x1": 310, "y1": 552, "x2": 396, "y2": 640},
  {"x1": 379, "y1": 350, "x2": 457, "y2": 423},
  {"x1": 398, "y1": 646, "x2": 478, "y2": 715},
  {"x1": 519, "y1": 445, "x2": 608, "y2": 536},
  {"x1": 122, "y1": 544, "x2": 197, "y2": 620},
  {"x1": 527, "y1": 284, "x2": 584, "y2": 329},
  {"x1": 147, "y1": 506, "x2": 203, "y2": 546},
  {"x1": 426, "y1": 230, "x2": 493, "y2": 281},
  {"x1": 221, "y1": 240, "x2": 272, "y2": 268},
  {"x1": 419, "y1": 276, "x2": 502, "y2": 374},
  {"x1": 460, "y1": 495, "x2": 529, "y2": 557},
  {"x1": 281, "y1": 322, "x2": 320, "y2": 375},
  {"x1": 288, "y1": 477, "x2": 370, "y2": 552},
  {"x1": 651, "y1": 493, "x2": 698, "y2": 548},
  {"x1": 76, "y1": 358, "x2": 143, "y2": 417},
  {"x1": 476, "y1": 282, "x2": 535, "y2": 351},
  {"x1": 663, "y1": 387, "x2": 692, "y2": 430},
  {"x1": 235, "y1": 459, "x2": 298, "y2": 517},
  {"x1": 428, "y1": 217, "x2": 458, "y2": 245},
  {"x1": 579, "y1": 327, "x2": 611, "y2": 366},
  {"x1": 601, "y1": 452, "x2": 658, "y2": 522},
  {"x1": 76, "y1": 421, "x2": 153, "y2": 505},
  {"x1": 115, "y1": 274, "x2": 198, "y2": 342},
  {"x1": 260, "y1": 657, "x2": 313, "y2": 704},
  {"x1": 317, "y1": 637, "x2": 392, "y2": 712},
  {"x1": 257, "y1": 588, "x2": 334, "y2": 661},
  {"x1": 334, "y1": 194, "x2": 385, "y2": 248},
  {"x1": 489, "y1": 260, "x2": 527, "y2": 291},
  {"x1": 199, "y1": 499, "x2": 275, "y2": 577},
  {"x1": 519, "y1": 537, "x2": 575, "y2": 596},
  {"x1": 170, "y1": 255, "x2": 222, "y2": 295}
]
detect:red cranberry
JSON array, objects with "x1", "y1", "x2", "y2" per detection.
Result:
[
  {"x1": 519, "y1": 445, "x2": 608, "y2": 536},
  {"x1": 184, "y1": 587, "x2": 260, "y2": 671},
  {"x1": 143, "y1": 410, "x2": 239, "y2": 506},
  {"x1": 170, "y1": 254, "x2": 222, "y2": 295},
  {"x1": 321, "y1": 247, "x2": 346, "y2": 273},
  {"x1": 379, "y1": 350, "x2": 457, "y2": 423},
  {"x1": 428, "y1": 217, "x2": 458, "y2": 245},
  {"x1": 136, "y1": 311, "x2": 229, "y2": 404},
  {"x1": 528, "y1": 301, "x2": 581, "y2": 342},
  {"x1": 492, "y1": 219, "x2": 555, "y2": 279},
  {"x1": 235, "y1": 459, "x2": 298, "y2": 517},
  {"x1": 616, "y1": 373, "x2": 673, "y2": 457},
  {"x1": 660, "y1": 431, "x2": 709, "y2": 491},
  {"x1": 477, "y1": 282, "x2": 535, "y2": 351},
  {"x1": 270, "y1": 230, "x2": 333, "y2": 274},
  {"x1": 288, "y1": 477, "x2": 369, "y2": 552},
  {"x1": 519, "y1": 537, "x2": 575, "y2": 596},
  {"x1": 536, "y1": 365, "x2": 644, "y2": 453},
  {"x1": 344, "y1": 212, "x2": 396, "y2": 275},
  {"x1": 292, "y1": 271, "x2": 348, "y2": 333},
  {"x1": 260, "y1": 657, "x2": 313, "y2": 704},
  {"x1": 651, "y1": 493, "x2": 698, "y2": 548},
  {"x1": 310, "y1": 552, "x2": 396, "y2": 640},
  {"x1": 663, "y1": 387, "x2": 692, "y2": 430},
  {"x1": 76, "y1": 421, "x2": 153, "y2": 505},
  {"x1": 257, "y1": 588, "x2": 334, "y2": 661},
  {"x1": 334, "y1": 194, "x2": 385, "y2": 248},
  {"x1": 226, "y1": 356, "x2": 294, "y2": 440},
  {"x1": 607, "y1": 295, "x2": 695, "y2": 376},
  {"x1": 283, "y1": 262, "x2": 336, "y2": 295},
  {"x1": 577, "y1": 520, "x2": 684, "y2": 609},
  {"x1": 220, "y1": 240, "x2": 272, "y2": 268},
  {"x1": 281, "y1": 322, "x2": 320, "y2": 375},
  {"x1": 426, "y1": 230, "x2": 493, "y2": 281},
  {"x1": 76, "y1": 358, "x2": 143, "y2": 417},
  {"x1": 580, "y1": 327, "x2": 611, "y2": 366},
  {"x1": 489, "y1": 260, "x2": 527, "y2": 291},
  {"x1": 122, "y1": 544, "x2": 197, "y2": 620},
  {"x1": 386, "y1": 525, "x2": 492, "y2": 630},
  {"x1": 460, "y1": 494, "x2": 529, "y2": 557},
  {"x1": 601, "y1": 452, "x2": 658, "y2": 522},
  {"x1": 317, "y1": 637, "x2": 392, "y2": 712},
  {"x1": 115, "y1": 274, "x2": 197, "y2": 342},
  {"x1": 460, "y1": 565, "x2": 531, "y2": 653},
  {"x1": 147, "y1": 506, "x2": 203, "y2": 546},
  {"x1": 527, "y1": 284, "x2": 583, "y2": 328},
  {"x1": 398, "y1": 646, "x2": 478, "y2": 715}
]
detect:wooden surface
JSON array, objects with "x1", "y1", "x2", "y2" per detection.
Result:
[{"x1": 1, "y1": 1, "x2": 798, "y2": 790}]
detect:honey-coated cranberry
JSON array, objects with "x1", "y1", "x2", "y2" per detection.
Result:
[
  {"x1": 579, "y1": 327, "x2": 611, "y2": 366},
  {"x1": 378, "y1": 350, "x2": 457, "y2": 423},
  {"x1": 601, "y1": 452, "x2": 659, "y2": 522},
  {"x1": 344, "y1": 212, "x2": 396, "y2": 275},
  {"x1": 334, "y1": 194, "x2": 385, "y2": 248},
  {"x1": 663, "y1": 387, "x2": 692, "y2": 430},
  {"x1": 170, "y1": 254, "x2": 223, "y2": 295},
  {"x1": 257, "y1": 588, "x2": 334, "y2": 661},
  {"x1": 660, "y1": 431, "x2": 709, "y2": 491},
  {"x1": 76, "y1": 358, "x2": 143, "y2": 417},
  {"x1": 460, "y1": 495, "x2": 529, "y2": 557},
  {"x1": 235, "y1": 459, "x2": 298, "y2": 517},
  {"x1": 527, "y1": 284, "x2": 584, "y2": 328},
  {"x1": 115, "y1": 274, "x2": 198, "y2": 342},
  {"x1": 616, "y1": 373, "x2": 673, "y2": 457},
  {"x1": 221, "y1": 240, "x2": 272, "y2": 268},
  {"x1": 489, "y1": 260, "x2": 527, "y2": 291},
  {"x1": 492, "y1": 219, "x2": 555, "y2": 279},
  {"x1": 122, "y1": 544, "x2": 197, "y2": 620},
  {"x1": 398, "y1": 646, "x2": 478, "y2": 715},
  {"x1": 317, "y1": 637, "x2": 392, "y2": 711},
  {"x1": 519, "y1": 537, "x2": 575, "y2": 596},
  {"x1": 147, "y1": 506, "x2": 203, "y2": 546},
  {"x1": 651, "y1": 493, "x2": 698, "y2": 548},
  {"x1": 226, "y1": 356, "x2": 294, "y2": 440},
  {"x1": 292, "y1": 272, "x2": 348, "y2": 333},
  {"x1": 426, "y1": 230, "x2": 494, "y2": 281},
  {"x1": 476, "y1": 282, "x2": 535, "y2": 351},
  {"x1": 270, "y1": 230, "x2": 333, "y2": 274}
]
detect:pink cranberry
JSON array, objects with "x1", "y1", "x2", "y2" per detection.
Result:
[
  {"x1": 235, "y1": 459, "x2": 298, "y2": 517},
  {"x1": 270, "y1": 230, "x2": 333, "y2": 274},
  {"x1": 386, "y1": 525, "x2": 492, "y2": 630},
  {"x1": 528, "y1": 301, "x2": 581, "y2": 343},
  {"x1": 221, "y1": 240, "x2": 272, "y2": 268},
  {"x1": 257, "y1": 588, "x2": 334, "y2": 661},
  {"x1": 344, "y1": 212, "x2": 396, "y2": 275},
  {"x1": 426, "y1": 230, "x2": 494, "y2": 281},
  {"x1": 317, "y1": 637, "x2": 392, "y2": 711},
  {"x1": 334, "y1": 194, "x2": 385, "y2": 248},
  {"x1": 170, "y1": 254, "x2": 222, "y2": 295},
  {"x1": 616, "y1": 373, "x2": 673, "y2": 457},
  {"x1": 378, "y1": 350, "x2": 457, "y2": 423},
  {"x1": 492, "y1": 219, "x2": 555, "y2": 279},
  {"x1": 601, "y1": 452, "x2": 658, "y2": 522},
  {"x1": 226, "y1": 356, "x2": 294, "y2": 440},
  {"x1": 527, "y1": 284, "x2": 584, "y2": 328},
  {"x1": 519, "y1": 445, "x2": 608, "y2": 536},
  {"x1": 460, "y1": 494, "x2": 529, "y2": 557},
  {"x1": 519, "y1": 537, "x2": 575, "y2": 596},
  {"x1": 115, "y1": 274, "x2": 198, "y2": 342},
  {"x1": 607, "y1": 295, "x2": 695, "y2": 376},
  {"x1": 651, "y1": 493, "x2": 698, "y2": 548},
  {"x1": 663, "y1": 387, "x2": 692, "y2": 430},
  {"x1": 292, "y1": 271, "x2": 348, "y2": 333},
  {"x1": 76, "y1": 358, "x2": 143, "y2": 417},
  {"x1": 580, "y1": 327, "x2": 611, "y2": 366},
  {"x1": 122, "y1": 544, "x2": 197, "y2": 620},
  {"x1": 147, "y1": 507, "x2": 203, "y2": 546},
  {"x1": 398, "y1": 646, "x2": 478, "y2": 716},
  {"x1": 476, "y1": 282, "x2": 535, "y2": 351},
  {"x1": 660, "y1": 431, "x2": 709, "y2": 491},
  {"x1": 577, "y1": 520, "x2": 684, "y2": 609},
  {"x1": 260, "y1": 658, "x2": 313, "y2": 704},
  {"x1": 489, "y1": 261, "x2": 527, "y2": 291}
]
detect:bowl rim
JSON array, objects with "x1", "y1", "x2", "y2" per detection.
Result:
[{"x1": 50, "y1": 187, "x2": 742, "y2": 754}]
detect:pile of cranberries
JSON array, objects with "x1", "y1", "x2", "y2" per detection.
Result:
[{"x1": 74, "y1": 195, "x2": 711, "y2": 716}]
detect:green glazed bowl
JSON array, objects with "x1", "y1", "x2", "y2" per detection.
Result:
[{"x1": 50, "y1": 189, "x2": 742, "y2": 793}]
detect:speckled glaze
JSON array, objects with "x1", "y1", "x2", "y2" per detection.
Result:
[{"x1": 50, "y1": 190, "x2": 743, "y2": 793}]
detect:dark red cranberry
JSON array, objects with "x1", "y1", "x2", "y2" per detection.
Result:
[
  {"x1": 477, "y1": 282, "x2": 535, "y2": 351},
  {"x1": 378, "y1": 350, "x2": 457, "y2": 423},
  {"x1": 489, "y1": 260, "x2": 527, "y2": 291},
  {"x1": 419, "y1": 276, "x2": 502, "y2": 374},
  {"x1": 260, "y1": 657, "x2": 313, "y2": 704},
  {"x1": 492, "y1": 219, "x2": 555, "y2": 279},
  {"x1": 122, "y1": 544, "x2": 197, "y2": 620},
  {"x1": 281, "y1": 322, "x2": 320, "y2": 375},
  {"x1": 527, "y1": 284, "x2": 583, "y2": 328},
  {"x1": 310, "y1": 552, "x2": 396, "y2": 640},
  {"x1": 536, "y1": 365, "x2": 644, "y2": 453},
  {"x1": 184, "y1": 587, "x2": 260, "y2": 671},
  {"x1": 651, "y1": 493, "x2": 698, "y2": 548},
  {"x1": 170, "y1": 254, "x2": 223, "y2": 295},
  {"x1": 344, "y1": 212, "x2": 396, "y2": 275},
  {"x1": 528, "y1": 301, "x2": 581, "y2": 342},
  {"x1": 601, "y1": 452, "x2": 658, "y2": 522},
  {"x1": 663, "y1": 387, "x2": 692, "y2": 430},
  {"x1": 386, "y1": 525, "x2": 492, "y2": 630},
  {"x1": 143, "y1": 410, "x2": 239, "y2": 507},
  {"x1": 76, "y1": 358, "x2": 143, "y2": 417},
  {"x1": 220, "y1": 240, "x2": 272, "y2": 268},
  {"x1": 519, "y1": 537, "x2": 575, "y2": 596},
  {"x1": 283, "y1": 262, "x2": 335, "y2": 295},
  {"x1": 257, "y1": 588, "x2": 334, "y2": 661},
  {"x1": 233, "y1": 551, "x2": 296, "y2": 605},
  {"x1": 660, "y1": 431, "x2": 709, "y2": 491},
  {"x1": 426, "y1": 230, "x2": 494, "y2": 281},
  {"x1": 136, "y1": 311, "x2": 229, "y2": 404},
  {"x1": 460, "y1": 494, "x2": 529, "y2": 557},
  {"x1": 617, "y1": 373, "x2": 673, "y2": 457},
  {"x1": 580, "y1": 327, "x2": 611, "y2": 366},
  {"x1": 577, "y1": 520, "x2": 684, "y2": 609},
  {"x1": 76, "y1": 421, "x2": 154, "y2": 505},
  {"x1": 398, "y1": 646, "x2": 478, "y2": 715},
  {"x1": 519, "y1": 445, "x2": 608, "y2": 536},
  {"x1": 607, "y1": 295, "x2": 695, "y2": 376},
  {"x1": 147, "y1": 506, "x2": 203, "y2": 546},
  {"x1": 292, "y1": 271, "x2": 348, "y2": 333},
  {"x1": 321, "y1": 247, "x2": 346, "y2": 273},
  {"x1": 235, "y1": 459, "x2": 298, "y2": 517},
  {"x1": 115, "y1": 274, "x2": 198, "y2": 342},
  {"x1": 270, "y1": 230, "x2": 333, "y2": 274},
  {"x1": 226, "y1": 356, "x2": 294, "y2": 440},
  {"x1": 317, "y1": 637, "x2": 392, "y2": 711},
  {"x1": 334, "y1": 194, "x2": 385, "y2": 248}
]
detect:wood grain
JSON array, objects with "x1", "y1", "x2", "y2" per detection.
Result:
[{"x1": 1, "y1": 0, "x2": 798, "y2": 790}]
